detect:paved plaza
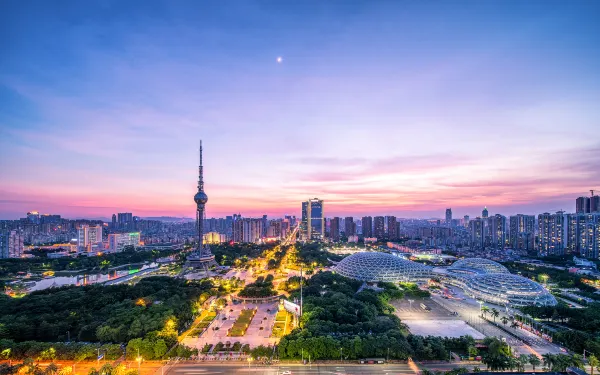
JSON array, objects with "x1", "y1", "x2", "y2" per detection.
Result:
[{"x1": 182, "y1": 301, "x2": 280, "y2": 351}]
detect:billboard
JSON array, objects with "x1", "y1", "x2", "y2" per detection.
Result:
[{"x1": 283, "y1": 299, "x2": 301, "y2": 316}]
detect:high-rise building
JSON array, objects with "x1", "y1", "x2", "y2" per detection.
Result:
[
  {"x1": 387, "y1": 216, "x2": 397, "y2": 240},
  {"x1": 77, "y1": 225, "x2": 103, "y2": 252},
  {"x1": 344, "y1": 217, "x2": 355, "y2": 237},
  {"x1": 576, "y1": 197, "x2": 591, "y2": 214},
  {"x1": 301, "y1": 198, "x2": 324, "y2": 241},
  {"x1": 482, "y1": 207, "x2": 489, "y2": 219},
  {"x1": 509, "y1": 214, "x2": 535, "y2": 251},
  {"x1": 330, "y1": 217, "x2": 340, "y2": 241},
  {"x1": 591, "y1": 195, "x2": 600, "y2": 213},
  {"x1": 579, "y1": 213, "x2": 600, "y2": 259},
  {"x1": 111, "y1": 214, "x2": 117, "y2": 228},
  {"x1": 0, "y1": 230, "x2": 24, "y2": 258},
  {"x1": 117, "y1": 213, "x2": 133, "y2": 225},
  {"x1": 361, "y1": 216, "x2": 372, "y2": 238},
  {"x1": 374, "y1": 216, "x2": 385, "y2": 238},
  {"x1": 445, "y1": 209, "x2": 452, "y2": 225},
  {"x1": 108, "y1": 232, "x2": 140, "y2": 252},
  {"x1": 566, "y1": 213, "x2": 600, "y2": 258},
  {"x1": 491, "y1": 214, "x2": 507, "y2": 249},
  {"x1": 469, "y1": 218, "x2": 485, "y2": 249},
  {"x1": 463, "y1": 215, "x2": 470, "y2": 228},
  {"x1": 241, "y1": 218, "x2": 263, "y2": 243},
  {"x1": 537, "y1": 212, "x2": 565, "y2": 256},
  {"x1": 262, "y1": 215, "x2": 268, "y2": 237},
  {"x1": 27, "y1": 211, "x2": 40, "y2": 224}
]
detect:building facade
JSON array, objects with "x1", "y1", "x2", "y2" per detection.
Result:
[
  {"x1": 537, "y1": 212, "x2": 565, "y2": 256},
  {"x1": 491, "y1": 214, "x2": 507, "y2": 249},
  {"x1": 0, "y1": 230, "x2": 24, "y2": 258},
  {"x1": 301, "y1": 198, "x2": 324, "y2": 241},
  {"x1": 345, "y1": 217, "x2": 355, "y2": 237},
  {"x1": 329, "y1": 217, "x2": 340, "y2": 241},
  {"x1": 509, "y1": 214, "x2": 535, "y2": 251},
  {"x1": 77, "y1": 225, "x2": 103, "y2": 252},
  {"x1": 387, "y1": 216, "x2": 397, "y2": 240},
  {"x1": 108, "y1": 232, "x2": 141, "y2": 252},
  {"x1": 374, "y1": 216, "x2": 385, "y2": 239},
  {"x1": 566, "y1": 213, "x2": 600, "y2": 258},
  {"x1": 445, "y1": 208, "x2": 452, "y2": 225},
  {"x1": 361, "y1": 216, "x2": 372, "y2": 238}
]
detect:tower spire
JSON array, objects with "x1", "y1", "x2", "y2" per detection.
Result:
[{"x1": 198, "y1": 140, "x2": 204, "y2": 192}]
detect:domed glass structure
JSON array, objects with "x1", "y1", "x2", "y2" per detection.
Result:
[
  {"x1": 449, "y1": 258, "x2": 509, "y2": 274},
  {"x1": 464, "y1": 273, "x2": 557, "y2": 306},
  {"x1": 335, "y1": 252, "x2": 432, "y2": 282}
]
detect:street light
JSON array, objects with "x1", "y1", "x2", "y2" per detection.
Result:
[{"x1": 136, "y1": 349, "x2": 142, "y2": 375}]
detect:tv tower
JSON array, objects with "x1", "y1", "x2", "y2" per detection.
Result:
[{"x1": 187, "y1": 140, "x2": 217, "y2": 275}]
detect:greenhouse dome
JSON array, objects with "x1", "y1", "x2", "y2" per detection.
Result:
[
  {"x1": 334, "y1": 252, "x2": 432, "y2": 282},
  {"x1": 464, "y1": 273, "x2": 557, "y2": 307},
  {"x1": 448, "y1": 258, "x2": 509, "y2": 274}
]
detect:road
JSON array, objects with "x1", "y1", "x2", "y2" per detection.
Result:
[
  {"x1": 165, "y1": 363, "x2": 417, "y2": 375},
  {"x1": 431, "y1": 287, "x2": 563, "y2": 356}
]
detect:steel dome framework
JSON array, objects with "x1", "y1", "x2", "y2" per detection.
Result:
[
  {"x1": 449, "y1": 258, "x2": 509, "y2": 274},
  {"x1": 335, "y1": 252, "x2": 432, "y2": 282},
  {"x1": 464, "y1": 273, "x2": 557, "y2": 307}
]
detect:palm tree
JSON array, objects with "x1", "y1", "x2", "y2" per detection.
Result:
[
  {"x1": 571, "y1": 354, "x2": 584, "y2": 370},
  {"x1": 501, "y1": 316, "x2": 509, "y2": 326},
  {"x1": 529, "y1": 354, "x2": 541, "y2": 371},
  {"x1": 491, "y1": 308, "x2": 499, "y2": 323},
  {"x1": 481, "y1": 306, "x2": 490, "y2": 319},
  {"x1": 589, "y1": 355, "x2": 599, "y2": 375},
  {"x1": 510, "y1": 321, "x2": 519, "y2": 329},
  {"x1": 518, "y1": 354, "x2": 529, "y2": 372},
  {"x1": 542, "y1": 353, "x2": 555, "y2": 370}
]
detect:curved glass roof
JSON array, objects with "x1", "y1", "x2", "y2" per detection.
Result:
[
  {"x1": 465, "y1": 273, "x2": 557, "y2": 306},
  {"x1": 335, "y1": 252, "x2": 432, "y2": 282},
  {"x1": 449, "y1": 258, "x2": 509, "y2": 274}
]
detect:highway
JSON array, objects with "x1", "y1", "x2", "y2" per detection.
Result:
[{"x1": 165, "y1": 363, "x2": 418, "y2": 375}]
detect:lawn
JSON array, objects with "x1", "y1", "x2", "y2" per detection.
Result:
[{"x1": 228, "y1": 309, "x2": 256, "y2": 337}]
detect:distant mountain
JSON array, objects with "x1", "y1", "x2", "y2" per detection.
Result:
[{"x1": 143, "y1": 216, "x2": 195, "y2": 222}]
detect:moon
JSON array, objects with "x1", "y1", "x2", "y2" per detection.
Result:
[{"x1": 276, "y1": 56, "x2": 283, "y2": 63}]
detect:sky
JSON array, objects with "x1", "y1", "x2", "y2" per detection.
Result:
[{"x1": 1, "y1": 0, "x2": 599, "y2": 220}]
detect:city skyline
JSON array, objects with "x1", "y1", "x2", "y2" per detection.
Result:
[{"x1": 1, "y1": 1, "x2": 600, "y2": 219}]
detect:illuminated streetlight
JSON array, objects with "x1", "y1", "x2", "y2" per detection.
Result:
[{"x1": 136, "y1": 349, "x2": 143, "y2": 375}]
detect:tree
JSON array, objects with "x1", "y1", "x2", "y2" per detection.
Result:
[
  {"x1": 490, "y1": 308, "x2": 499, "y2": 323},
  {"x1": 510, "y1": 321, "x2": 519, "y2": 329},
  {"x1": 153, "y1": 340, "x2": 168, "y2": 359},
  {"x1": 44, "y1": 364, "x2": 59, "y2": 375},
  {"x1": 500, "y1": 316, "x2": 509, "y2": 326},
  {"x1": 542, "y1": 353, "x2": 555, "y2": 370},
  {"x1": 481, "y1": 306, "x2": 489, "y2": 319},
  {"x1": 589, "y1": 355, "x2": 599, "y2": 375},
  {"x1": 517, "y1": 354, "x2": 529, "y2": 372},
  {"x1": 528, "y1": 354, "x2": 541, "y2": 371}
]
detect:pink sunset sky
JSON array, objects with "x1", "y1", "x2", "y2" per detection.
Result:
[{"x1": 1, "y1": 1, "x2": 599, "y2": 220}]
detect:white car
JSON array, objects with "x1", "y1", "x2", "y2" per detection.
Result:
[{"x1": 281, "y1": 371, "x2": 292, "y2": 375}]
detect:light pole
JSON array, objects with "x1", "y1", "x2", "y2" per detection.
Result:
[
  {"x1": 340, "y1": 348, "x2": 343, "y2": 363},
  {"x1": 136, "y1": 349, "x2": 142, "y2": 375}
]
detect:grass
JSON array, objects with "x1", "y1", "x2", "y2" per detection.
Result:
[{"x1": 228, "y1": 308, "x2": 256, "y2": 337}]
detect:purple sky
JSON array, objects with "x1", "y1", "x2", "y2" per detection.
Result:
[{"x1": 1, "y1": 1, "x2": 599, "y2": 220}]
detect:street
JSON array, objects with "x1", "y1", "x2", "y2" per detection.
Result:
[{"x1": 165, "y1": 362, "x2": 418, "y2": 375}]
